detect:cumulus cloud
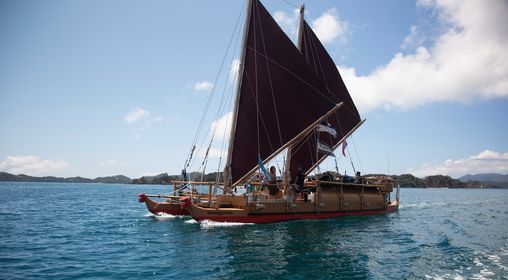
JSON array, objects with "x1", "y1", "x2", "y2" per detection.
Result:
[
  {"x1": 0, "y1": 155, "x2": 68, "y2": 176},
  {"x1": 210, "y1": 111, "x2": 233, "y2": 141},
  {"x1": 194, "y1": 81, "x2": 214, "y2": 92},
  {"x1": 273, "y1": 8, "x2": 348, "y2": 44},
  {"x1": 198, "y1": 146, "x2": 224, "y2": 159},
  {"x1": 124, "y1": 107, "x2": 150, "y2": 124},
  {"x1": 311, "y1": 8, "x2": 348, "y2": 44},
  {"x1": 400, "y1": 25, "x2": 425, "y2": 50},
  {"x1": 410, "y1": 149, "x2": 508, "y2": 178},
  {"x1": 341, "y1": 0, "x2": 508, "y2": 113},
  {"x1": 194, "y1": 112, "x2": 234, "y2": 161},
  {"x1": 273, "y1": 9, "x2": 299, "y2": 37},
  {"x1": 229, "y1": 59, "x2": 240, "y2": 85}
]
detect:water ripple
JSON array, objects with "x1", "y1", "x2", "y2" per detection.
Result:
[{"x1": 1, "y1": 183, "x2": 507, "y2": 279}]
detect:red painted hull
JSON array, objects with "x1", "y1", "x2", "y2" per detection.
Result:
[
  {"x1": 150, "y1": 208, "x2": 189, "y2": 216},
  {"x1": 139, "y1": 194, "x2": 189, "y2": 216},
  {"x1": 193, "y1": 202, "x2": 399, "y2": 224}
]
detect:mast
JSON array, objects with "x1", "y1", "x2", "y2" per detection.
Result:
[
  {"x1": 297, "y1": 4, "x2": 305, "y2": 50},
  {"x1": 284, "y1": 3, "x2": 305, "y2": 185},
  {"x1": 226, "y1": 0, "x2": 341, "y2": 187},
  {"x1": 289, "y1": 19, "x2": 362, "y2": 179},
  {"x1": 224, "y1": 0, "x2": 253, "y2": 192}
]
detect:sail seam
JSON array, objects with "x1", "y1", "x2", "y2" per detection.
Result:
[{"x1": 185, "y1": 0, "x2": 246, "y2": 175}]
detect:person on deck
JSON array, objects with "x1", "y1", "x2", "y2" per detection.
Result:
[
  {"x1": 355, "y1": 171, "x2": 365, "y2": 184},
  {"x1": 269, "y1": 166, "x2": 277, "y2": 183},
  {"x1": 289, "y1": 167, "x2": 307, "y2": 206},
  {"x1": 267, "y1": 166, "x2": 278, "y2": 196},
  {"x1": 295, "y1": 167, "x2": 305, "y2": 192}
]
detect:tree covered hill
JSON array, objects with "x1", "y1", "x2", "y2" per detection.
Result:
[
  {"x1": 0, "y1": 172, "x2": 131, "y2": 184},
  {"x1": 1, "y1": 171, "x2": 506, "y2": 188}
]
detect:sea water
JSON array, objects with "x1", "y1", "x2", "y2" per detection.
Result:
[{"x1": 0, "y1": 182, "x2": 507, "y2": 279}]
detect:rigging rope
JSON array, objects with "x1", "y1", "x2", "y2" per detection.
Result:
[
  {"x1": 246, "y1": 47, "x2": 338, "y2": 106},
  {"x1": 347, "y1": 147, "x2": 356, "y2": 175},
  {"x1": 304, "y1": 21, "x2": 360, "y2": 118},
  {"x1": 281, "y1": 0, "x2": 299, "y2": 9},
  {"x1": 184, "y1": 1, "x2": 246, "y2": 172},
  {"x1": 255, "y1": 2, "x2": 284, "y2": 154},
  {"x1": 350, "y1": 134, "x2": 364, "y2": 174}
]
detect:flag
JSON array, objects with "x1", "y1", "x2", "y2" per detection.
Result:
[
  {"x1": 342, "y1": 140, "x2": 348, "y2": 157},
  {"x1": 258, "y1": 157, "x2": 272, "y2": 181},
  {"x1": 316, "y1": 121, "x2": 338, "y2": 138},
  {"x1": 317, "y1": 141, "x2": 335, "y2": 157}
]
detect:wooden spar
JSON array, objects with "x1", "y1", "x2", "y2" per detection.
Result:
[
  {"x1": 283, "y1": 4, "x2": 305, "y2": 188},
  {"x1": 232, "y1": 102, "x2": 344, "y2": 187},
  {"x1": 305, "y1": 118, "x2": 366, "y2": 176},
  {"x1": 223, "y1": 0, "x2": 253, "y2": 192},
  {"x1": 283, "y1": 146, "x2": 292, "y2": 186},
  {"x1": 142, "y1": 194, "x2": 185, "y2": 199},
  {"x1": 172, "y1": 180, "x2": 220, "y2": 185}
]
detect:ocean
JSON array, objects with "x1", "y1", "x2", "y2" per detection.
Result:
[{"x1": 0, "y1": 182, "x2": 507, "y2": 279}]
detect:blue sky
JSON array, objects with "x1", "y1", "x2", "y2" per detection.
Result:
[{"x1": 1, "y1": 0, "x2": 507, "y2": 179}]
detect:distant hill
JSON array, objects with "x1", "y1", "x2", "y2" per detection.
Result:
[
  {"x1": 130, "y1": 171, "x2": 223, "y2": 185},
  {"x1": 459, "y1": 173, "x2": 508, "y2": 183},
  {"x1": 0, "y1": 172, "x2": 131, "y2": 184},
  {"x1": 370, "y1": 174, "x2": 503, "y2": 188},
  {"x1": 93, "y1": 175, "x2": 132, "y2": 184},
  {"x1": 131, "y1": 173, "x2": 177, "y2": 185},
  {"x1": 458, "y1": 173, "x2": 508, "y2": 188},
  {"x1": 2, "y1": 170, "x2": 506, "y2": 188}
]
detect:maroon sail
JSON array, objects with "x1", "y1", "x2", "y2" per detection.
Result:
[
  {"x1": 289, "y1": 20, "x2": 362, "y2": 180},
  {"x1": 228, "y1": 0, "x2": 337, "y2": 185}
]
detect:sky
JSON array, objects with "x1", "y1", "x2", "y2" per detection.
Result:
[{"x1": 0, "y1": 0, "x2": 507, "y2": 179}]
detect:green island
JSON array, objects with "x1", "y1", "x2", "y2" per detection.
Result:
[{"x1": 1, "y1": 171, "x2": 507, "y2": 188}]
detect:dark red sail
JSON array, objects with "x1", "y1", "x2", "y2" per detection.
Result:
[
  {"x1": 289, "y1": 20, "x2": 362, "y2": 180},
  {"x1": 228, "y1": 0, "x2": 338, "y2": 185}
]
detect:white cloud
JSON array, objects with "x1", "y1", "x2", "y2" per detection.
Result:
[
  {"x1": 229, "y1": 59, "x2": 240, "y2": 85},
  {"x1": 0, "y1": 155, "x2": 68, "y2": 176},
  {"x1": 410, "y1": 149, "x2": 508, "y2": 178},
  {"x1": 193, "y1": 112, "x2": 234, "y2": 161},
  {"x1": 401, "y1": 25, "x2": 425, "y2": 50},
  {"x1": 198, "y1": 146, "x2": 224, "y2": 159},
  {"x1": 124, "y1": 107, "x2": 150, "y2": 124},
  {"x1": 273, "y1": 9, "x2": 299, "y2": 38},
  {"x1": 210, "y1": 111, "x2": 233, "y2": 141},
  {"x1": 311, "y1": 8, "x2": 348, "y2": 44},
  {"x1": 273, "y1": 8, "x2": 348, "y2": 44},
  {"x1": 194, "y1": 81, "x2": 214, "y2": 92},
  {"x1": 340, "y1": 0, "x2": 508, "y2": 113}
]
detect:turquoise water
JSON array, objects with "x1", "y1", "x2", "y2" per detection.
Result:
[{"x1": 0, "y1": 182, "x2": 507, "y2": 279}]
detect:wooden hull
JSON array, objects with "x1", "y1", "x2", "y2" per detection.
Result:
[
  {"x1": 184, "y1": 183, "x2": 399, "y2": 224},
  {"x1": 138, "y1": 194, "x2": 189, "y2": 216},
  {"x1": 189, "y1": 202, "x2": 398, "y2": 223}
]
